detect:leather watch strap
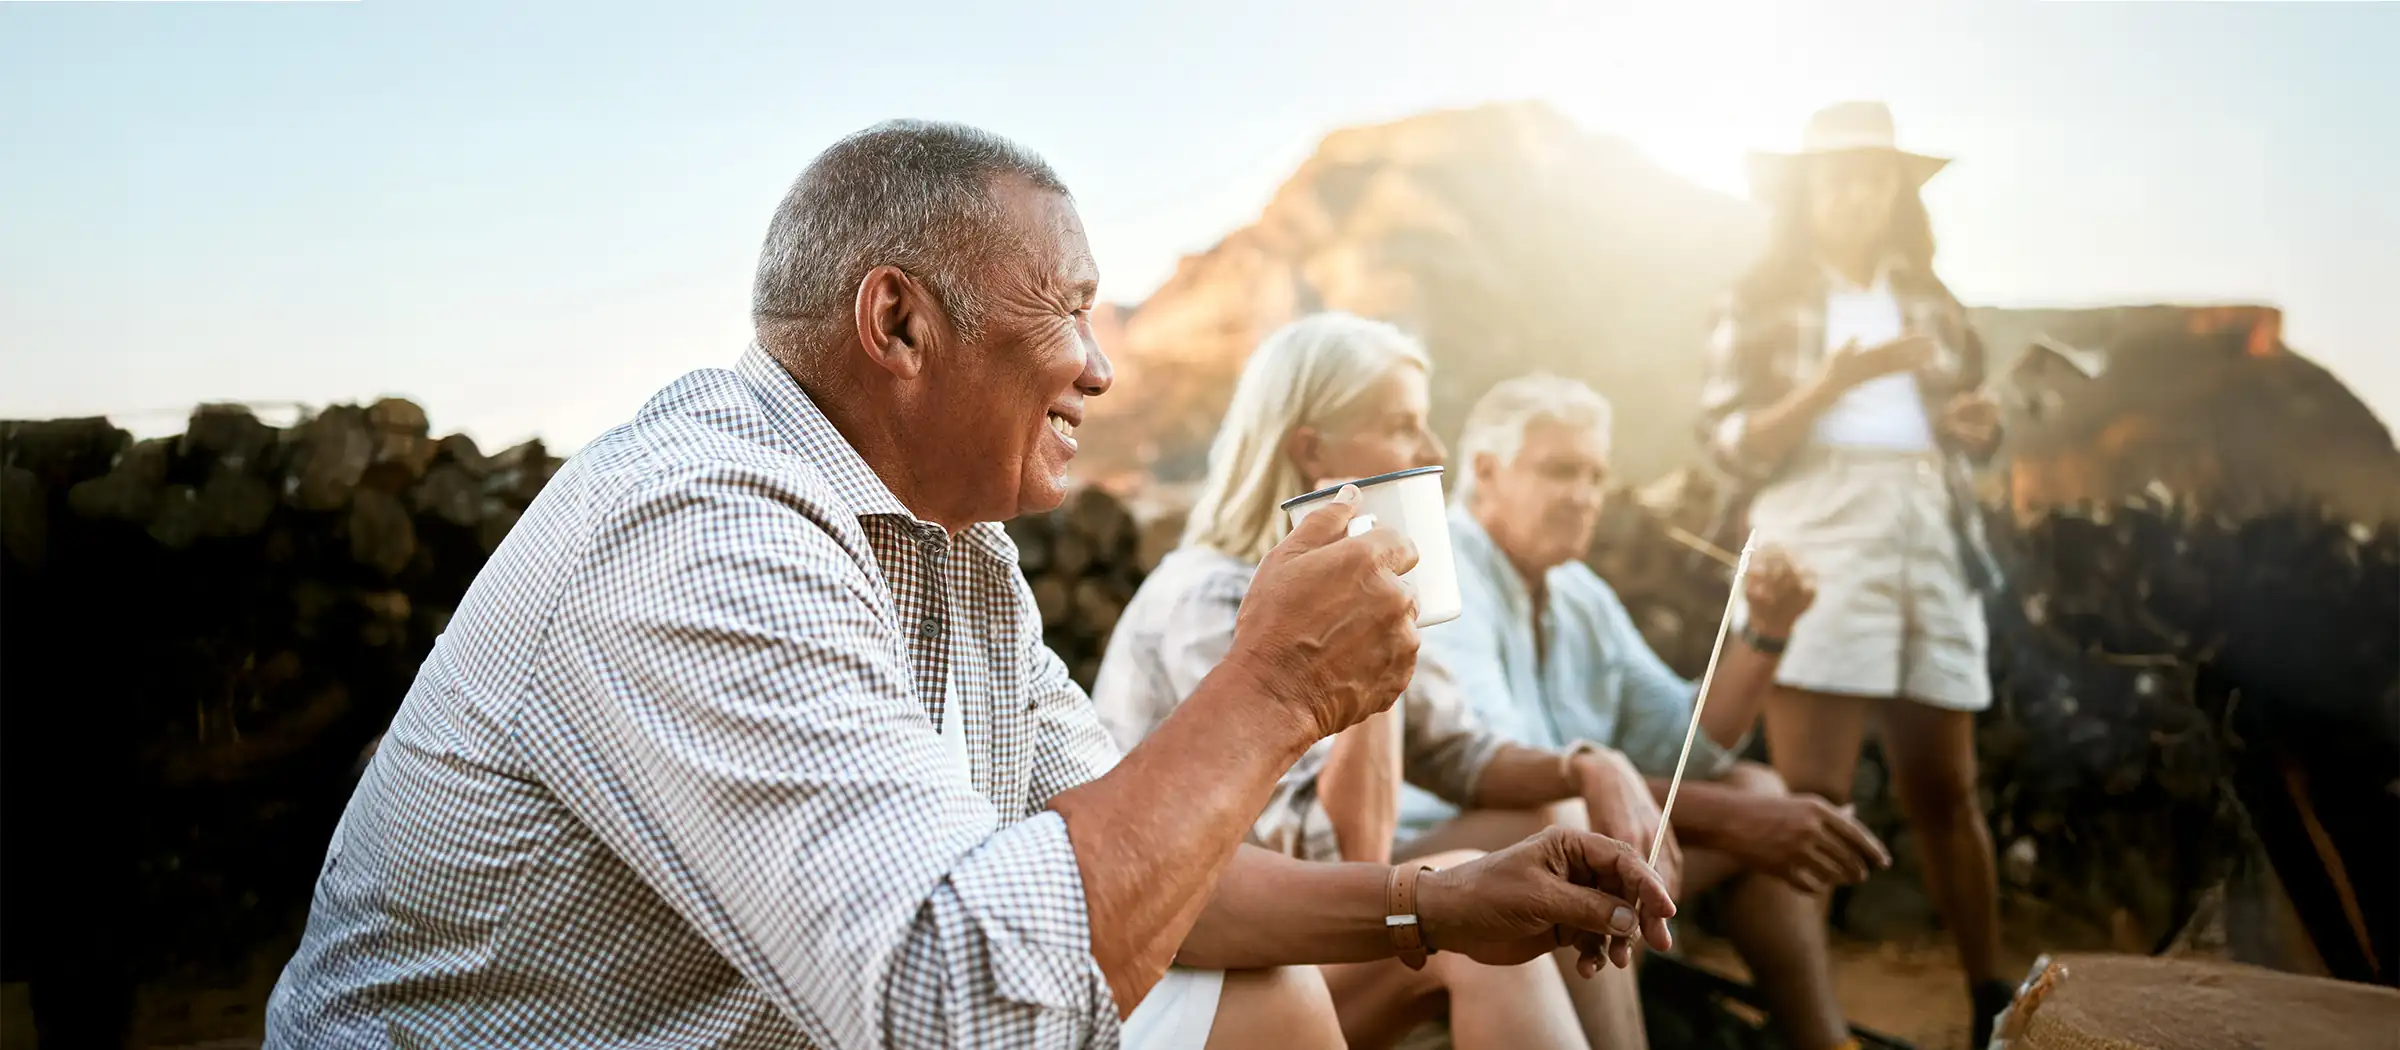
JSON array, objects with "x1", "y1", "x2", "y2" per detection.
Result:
[
  {"x1": 1386, "y1": 863, "x2": 1435, "y2": 970},
  {"x1": 1738, "y1": 620, "x2": 1789, "y2": 656}
]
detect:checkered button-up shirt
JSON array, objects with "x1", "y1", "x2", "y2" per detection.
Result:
[{"x1": 266, "y1": 346, "x2": 1126, "y2": 1048}]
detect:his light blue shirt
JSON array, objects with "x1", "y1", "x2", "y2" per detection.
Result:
[{"x1": 1400, "y1": 507, "x2": 1746, "y2": 839}]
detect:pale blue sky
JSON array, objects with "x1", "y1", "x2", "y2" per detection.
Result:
[{"x1": 4, "y1": 1, "x2": 2394, "y2": 450}]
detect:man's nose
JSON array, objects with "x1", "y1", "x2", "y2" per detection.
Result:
[{"x1": 1077, "y1": 333, "x2": 1114, "y2": 397}]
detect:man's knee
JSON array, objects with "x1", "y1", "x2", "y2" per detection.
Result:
[
  {"x1": 1539, "y1": 796, "x2": 1589, "y2": 832},
  {"x1": 1720, "y1": 760, "x2": 1789, "y2": 798},
  {"x1": 1207, "y1": 966, "x2": 1342, "y2": 1050},
  {"x1": 1779, "y1": 761, "x2": 1852, "y2": 806}
]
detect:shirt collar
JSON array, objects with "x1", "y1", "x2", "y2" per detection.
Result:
[
  {"x1": 733, "y1": 343, "x2": 1020, "y2": 564},
  {"x1": 1447, "y1": 505, "x2": 1537, "y2": 621},
  {"x1": 735, "y1": 343, "x2": 914, "y2": 521}
]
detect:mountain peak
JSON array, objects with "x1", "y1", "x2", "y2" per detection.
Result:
[{"x1": 1082, "y1": 104, "x2": 1761, "y2": 488}]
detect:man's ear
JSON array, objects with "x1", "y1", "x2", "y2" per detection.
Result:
[
  {"x1": 852, "y1": 265, "x2": 944, "y2": 380},
  {"x1": 1470, "y1": 450, "x2": 1502, "y2": 495}
]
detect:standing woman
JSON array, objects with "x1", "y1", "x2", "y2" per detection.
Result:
[{"x1": 1696, "y1": 101, "x2": 2012, "y2": 1047}]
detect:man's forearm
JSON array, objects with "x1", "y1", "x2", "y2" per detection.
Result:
[
  {"x1": 1174, "y1": 845, "x2": 1400, "y2": 970},
  {"x1": 1645, "y1": 777, "x2": 1752, "y2": 847},
  {"x1": 1469, "y1": 743, "x2": 1580, "y2": 810},
  {"x1": 1047, "y1": 663, "x2": 1317, "y2": 1014}
]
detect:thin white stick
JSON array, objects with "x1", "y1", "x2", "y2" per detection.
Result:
[
  {"x1": 1663, "y1": 524, "x2": 1741, "y2": 569},
  {"x1": 1648, "y1": 529, "x2": 1758, "y2": 871}
]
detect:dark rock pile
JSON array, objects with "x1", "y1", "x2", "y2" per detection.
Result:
[
  {"x1": 1586, "y1": 478, "x2": 2400, "y2": 977},
  {"x1": 1, "y1": 403, "x2": 562, "y2": 1046},
  {"x1": 1985, "y1": 501, "x2": 2398, "y2": 979},
  {"x1": 1002, "y1": 486, "x2": 1157, "y2": 691}
]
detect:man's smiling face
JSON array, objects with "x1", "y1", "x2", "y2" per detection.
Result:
[{"x1": 923, "y1": 174, "x2": 1112, "y2": 522}]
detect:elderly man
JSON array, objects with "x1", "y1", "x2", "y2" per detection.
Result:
[
  {"x1": 264, "y1": 123, "x2": 1674, "y2": 1050},
  {"x1": 1396, "y1": 375, "x2": 1892, "y2": 1050}
]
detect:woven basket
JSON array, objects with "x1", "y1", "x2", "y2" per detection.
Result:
[{"x1": 1997, "y1": 954, "x2": 2400, "y2": 1050}]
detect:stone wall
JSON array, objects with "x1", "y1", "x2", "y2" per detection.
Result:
[{"x1": 2, "y1": 404, "x2": 563, "y2": 1046}]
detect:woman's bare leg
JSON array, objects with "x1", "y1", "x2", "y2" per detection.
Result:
[
  {"x1": 1320, "y1": 951, "x2": 1590, "y2": 1050},
  {"x1": 1876, "y1": 699, "x2": 2004, "y2": 985},
  {"x1": 1760, "y1": 685, "x2": 1875, "y2": 807},
  {"x1": 1203, "y1": 966, "x2": 1346, "y2": 1050},
  {"x1": 1397, "y1": 808, "x2": 1642, "y2": 1048},
  {"x1": 1391, "y1": 800, "x2": 1578, "y2": 861}
]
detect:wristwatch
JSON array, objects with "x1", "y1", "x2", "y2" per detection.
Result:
[
  {"x1": 1739, "y1": 621, "x2": 1789, "y2": 655},
  {"x1": 1385, "y1": 862, "x2": 1438, "y2": 970}
]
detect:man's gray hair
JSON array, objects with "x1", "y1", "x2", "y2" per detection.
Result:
[
  {"x1": 752, "y1": 120, "x2": 1068, "y2": 361},
  {"x1": 1451, "y1": 373, "x2": 1614, "y2": 507}
]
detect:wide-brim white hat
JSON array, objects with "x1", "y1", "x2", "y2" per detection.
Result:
[{"x1": 1747, "y1": 100, "x2": 1950, "y2": 200}]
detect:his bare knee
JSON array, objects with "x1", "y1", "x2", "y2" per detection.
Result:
[
  {"x1": 1720, "y1": 760, "x2": 1789, "y2": 798},
  {"x1": 1786, "y1": 770, "x2": 1852, "y2": 807},
  {"x1": 1539, "y1": 796, "x2": 1589, "y2": 832}
]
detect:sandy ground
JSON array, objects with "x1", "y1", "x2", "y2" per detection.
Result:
[{"x1": 1676, "y1": 929, "x2": 2042, "y2": 1050}]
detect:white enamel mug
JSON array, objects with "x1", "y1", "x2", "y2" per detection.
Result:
[{"x1": 1279, "y1": 466, "x2": 1462, "y2": 628}]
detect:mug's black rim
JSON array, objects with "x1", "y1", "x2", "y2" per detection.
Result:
[{"x1": 1277, "y1": 465, "x2": 1445, "y2": 512}]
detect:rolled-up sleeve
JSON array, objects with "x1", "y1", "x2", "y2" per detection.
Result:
[
  {"x1": 1399, "y1": 655, "x2": 1509, "y2": 806},
  {"x1": 535, "y1": 464, "x2": 1116, "y2": 1049},
  {"x1": 1591, "y1": 583, "x2": 1747, "y2": 782}
]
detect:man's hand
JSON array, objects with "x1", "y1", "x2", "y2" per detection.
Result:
[
  {"x1": 1231, "y1": 487, "x2": 1421, "y2": 739},
  {"x1": 1414, "y1": 827, "x2": 1678, "y2": 977},
  {"x1": 1938, "y1": 391, "x2": 2002, "y2": 456},
  {"x1": 1569, "y1": 747, "x2": 1676, "y2": 894},
  {"x1": 1723, "y1": 794, "x2": 1891, "y2": 894},
  {"x1": 1741, "y1": 547, "x2": 1816, "y2": 640},
  {"x1": 1818, "y1": 333, "x2": 1935, "y2": 392}
]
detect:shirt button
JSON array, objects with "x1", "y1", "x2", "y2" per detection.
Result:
[{"x1": 918, "y1": 617, "x2": 941, "y2": 639}]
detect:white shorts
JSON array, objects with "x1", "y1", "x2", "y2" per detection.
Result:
[
  {"x1": 1742, "y1": 447, "x2": 1992, "y2": 711},
  {"x1": 1121, "y1": 966, "x2": 1225, "y2": 1050}
]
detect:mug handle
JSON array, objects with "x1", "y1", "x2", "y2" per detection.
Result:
[{"x1": 1346, "y1": 513, "x2": 1379, "y2": 538}]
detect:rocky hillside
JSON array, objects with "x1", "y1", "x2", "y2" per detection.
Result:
[
  {"x1": 1081, "y1": 101, "x2": 1763, "y2": 488},
  {"x1": 1079, "y1": 102, "x2": 2399, "y2": 528}
]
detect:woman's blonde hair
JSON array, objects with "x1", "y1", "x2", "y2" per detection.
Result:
[{"x1": 1181, "y1": 312, "x2": 1431, "y2": 564}]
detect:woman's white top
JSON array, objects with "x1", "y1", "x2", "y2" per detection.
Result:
[{"x1": 1809, "y1": 266, "x2": 1938, "y2": 451}]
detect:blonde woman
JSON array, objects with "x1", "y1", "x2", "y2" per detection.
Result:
[{"x1": 1094, "y1": 312, "x2": 1668, "y2": 1050}]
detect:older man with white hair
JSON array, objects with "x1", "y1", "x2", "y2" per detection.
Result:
[
  {"x1": 264, "y1": 123, "x2": 1677, "y2": 1050},
  {"x1": 1396, "y1": 375, "x2": 1890, "y2": 1050}
]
